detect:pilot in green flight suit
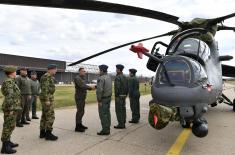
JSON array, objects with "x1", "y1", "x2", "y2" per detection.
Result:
[
  {"x1": 96, "y1": 65, "x2": 112, "y2": 135},
  {"x1": 114, "y1": 64, "x2": 128, "y2": 129},
  {"x1": 128, "y1": 69, "x2": 140, "y2": 124}
]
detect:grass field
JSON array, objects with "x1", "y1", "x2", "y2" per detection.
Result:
[
  {"x1": 0, "y1": 83, "x2": 151, "y2": 110},
  {"x1": 227, "y1": 81, "x2": 235, "y2": 85}
]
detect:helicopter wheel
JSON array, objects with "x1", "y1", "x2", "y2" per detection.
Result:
[
  {"x1": 181, "y1": 121, "x2": 191, "y2": 128},
  {"x1": 233, "y1": 99, "x2": 235, "y2": 112}
]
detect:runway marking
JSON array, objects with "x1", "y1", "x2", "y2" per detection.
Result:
[{"x1": 166, "y1": 128, "x2": 191, "y2": 155}]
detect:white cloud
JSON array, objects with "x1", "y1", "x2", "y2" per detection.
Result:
[{"x1": 0, "y1": 0, "x2": 234, "y2": 76}]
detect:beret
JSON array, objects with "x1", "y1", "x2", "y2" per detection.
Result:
[
  {"x1": 129, "y1": 68, "x2": 137, "y2": 74},
  {"x1": 31, "y1": 71, "x2": 37, "y2": 75},
  {"x1": 116, "y1": 64, "x2": 124, "y2": 70},
  {"x1": 47, "y1": 64, "x2": 57, "y2": 70},
  {"x1": 3, "y1": 66, "x2": 17, "y2": 73},
  {"x1": 19, "y1": 66, "x2": 27, "y2": 71},
  {"x1": 99, "y1": 64, "x2": 108, "y2": 72}
]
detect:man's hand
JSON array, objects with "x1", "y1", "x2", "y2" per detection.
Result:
[
  {"x1": 90, "y1": 85, "x2": 96, "y2": 90},
  {"x1": 98, "y1": 102, "x2": 102, "y2": 107},
  {"x1": 92, "y1": 86, "x2": 97, "y2": 90},
  {"x1": 45, "y1": 101, "x2": 51, "y2": 106}
]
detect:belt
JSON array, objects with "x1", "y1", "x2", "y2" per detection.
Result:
[
  {"x1": 102, "y1": 96, "x2": 111, "y2": 99},
  {"x1": 119, "y1": 95, "x2": 127, "y2": 97}
]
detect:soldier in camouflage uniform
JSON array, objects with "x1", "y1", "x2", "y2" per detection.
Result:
[
  {"x1": 39, "y1": 64, "x2": 58, "y2": 141},
  {"x1": 16, "y1": 67, "x2": 31, "y2": 127},
  {"x1": 96, "y1": 65, "x2": 112, "y2": 135},
  {"x1": 1, "y1": 66, "x2": 21, "y2": 154},
  {"x1": 30, "y1": 71, "x2": 40, "y2": 119},
  {"x1": 114, "y1": 64, "x2": 128, "y2": 129},
  {"x1": 74, "y1": 67, "x2": 94, "y2": 132},
  {"x1": 128, "y1": 69, "x2": 140, "y2": 124}
]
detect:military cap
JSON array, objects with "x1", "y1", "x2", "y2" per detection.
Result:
[
  {"x1": 31, "y1": 71, "x2": 37, "y2": 75},
  {"x1": 116, "y1": 64, "x2": 124, "y2": 70},
  {"x1": 99, "y1": 64, "x2": 108, "y2": 72},
  {"x1": 3, "y1": 66, "x2": 17, "y2": 73},
  {"x1": 129, "y1": 68, "x2": 137, "y2": 74},
  {"x1": 19, "y1": 66, "x2": 27, "y2": 71},
  {"x1": 47, "y1": 64, "x2": 57, "y2": 70}
]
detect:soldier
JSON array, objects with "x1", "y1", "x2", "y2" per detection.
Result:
[
  {"x1": 128, "y1": 69, "x2": 140, "y2": 124},
  {"x1": 114, "y1": 64, "x2": 128, "y2": 129},
  {"x1": 74, "y1": 67, "x2": 94, "y2": 132},
  {"x1": 96, "y1": 65, "x2": 112, "y2": 136},
  {"x1": 30, "y1": 71, "x2": 40, "y2": 119},
  {"x1": 1, "y1": 66, "x2": 21, "y2": 154},
  {"x1": 16, "y1": 67, "x2": 31, "y2": 127},
  {"x1": 39, "y1": 64, "x2": 58, "y2": 141}
]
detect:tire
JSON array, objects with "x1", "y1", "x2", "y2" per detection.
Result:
[{"x1": 181, "y1": 121, "x2": 191, "y2": 128}]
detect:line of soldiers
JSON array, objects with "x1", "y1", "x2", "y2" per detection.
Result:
[
  {"x1": 74, "y1": 64, "x2": 140, "y2": 135},
  {"x1": 0, "y1": 63, "x2": 140, "y2": 153},
  {"x1": 0, "y1": 64, "x2": 56, "y2": 154},
  {"x1": 15, "y1": 67, "x2": 40, "y2": 128}
]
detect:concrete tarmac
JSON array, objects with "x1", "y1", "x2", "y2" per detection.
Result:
[{"x1": 0, "y1": 84, "x2": 234, "y2": 155}]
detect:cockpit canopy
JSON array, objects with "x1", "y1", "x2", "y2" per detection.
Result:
[
  {"x1": 157, "y1": 56, "x2": 207, "y2": 87},
  {"x1": 168, "y1": 38, "x2": 211, "y2": 64}
]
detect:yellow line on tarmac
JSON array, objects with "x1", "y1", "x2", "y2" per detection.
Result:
[{"x1": 166, "y1": 128, "x2": 191, "y2": 155}]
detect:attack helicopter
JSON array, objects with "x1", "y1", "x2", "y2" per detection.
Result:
[{"x1": 1, "y1": 0, "x2": 235, "y2": 138}]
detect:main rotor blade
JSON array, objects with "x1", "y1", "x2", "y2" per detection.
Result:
[
  {"x1": 68, "y1": 30, "x2": 177, "y2": 66},
  {"x1": 208, "y1": 12, "x2": 235, "y2": 25},
  {"x1": 218, "y1": 25, "x2": 235, "y2": 32},
  {"x1": 0, "y1": 0, "x2": 180, "y2": 25}
]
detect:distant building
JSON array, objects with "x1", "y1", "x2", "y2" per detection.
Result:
[
  {"x1": 0, "y1": 53, "x2": 151, "y2": 85},
  {"x1": 66, "y1": 62, "x2": 99, "y2": 84},
  {"x1": 0, "y1": 53, "x2": 98, "y2": 84}
]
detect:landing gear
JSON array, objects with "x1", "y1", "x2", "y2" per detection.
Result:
[
  {"x1": 221, "y1": 94, "x2": 235, "y2": 111},
  {"x1": 233, "y1": 99, "x2": 235, "y2": 112},
  {"x1": 192, "y1": 117, "x2": 208, "y2": 138},
  {"x1": 181, "y1": 121, "x2": 191, "y2": 128}
]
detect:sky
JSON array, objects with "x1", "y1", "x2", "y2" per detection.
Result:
[{"x1": 0, "y1": 0, "x2": 234, "y2": 76}]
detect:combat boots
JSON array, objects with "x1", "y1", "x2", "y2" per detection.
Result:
[
  {"x1": 1, "y1": 141, "x2": 17, "y2": 154},
  {"x1": 8, "y1": 141, "x2": 18, "y2": 148},
  {"x1": 114, "y1": 125, "x2": 126, "y2": 129},
  {"x1": 129, "y1": 120, "x2": 139, "y2": 124},
  {"x1": 39, "y1": 130, "x2": 46, "y2": 138},
  {"x1": 80, "y1": 124, "x2": 88, "y2": 130},
  {"x1": 45, "y1": 130, "x2": 58, "y2": 141},
  {"x1": 97, "y1": 131, "x2": 110, "y2": 136},
  {"x1": 21, "y1": 118, "x2": 30, "y2": 125},
  {"x1": 16, "y1": 122, "x2": 23, "y2": 128},
  {"x1": 75, "y1": 124, "x2": 85, "y2": 132},
  {"x1": 32, "y1": 115, "x2": 39, "y2": 119},
  {"x1": 26, "y1": 117, "x2": 31, "y2": 122}
]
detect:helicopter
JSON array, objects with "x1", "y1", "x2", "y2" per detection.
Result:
[{"x1": 1, "y1": 0, "x2": 235, "y2": 138}]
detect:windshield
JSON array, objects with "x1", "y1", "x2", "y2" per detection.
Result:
[
  {"x1": 159, "y1": 59, "x2": 191, "y2": 85},
  {"x1": 158, "y1": 57, "x2": 208, "y2": 87}
]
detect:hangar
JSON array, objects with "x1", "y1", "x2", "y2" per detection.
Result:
[{"x1": 0, "y1": 53, "x2": 99, "y2": 84}]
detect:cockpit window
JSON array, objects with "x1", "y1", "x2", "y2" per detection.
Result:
[
  {"x1": 159, "y1": 59, "x2": 191, "y2": 85},
  {"x1": 169, "y1": 38, "x2": 210, "y2": 62},
  {"x1": 158, "y1": 57, "x2": 208, "y2": 87},
  {"x1": 190, "y1": 59, "x2": 207, "y2": 84}
]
